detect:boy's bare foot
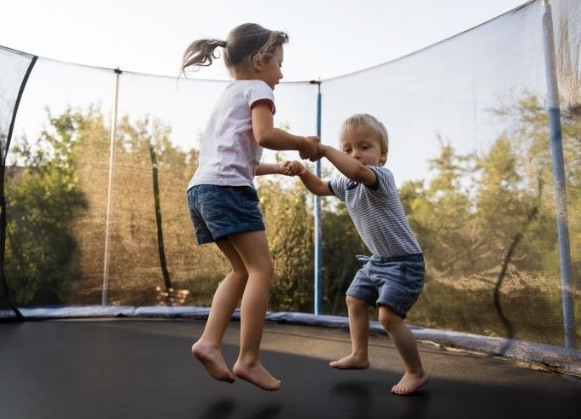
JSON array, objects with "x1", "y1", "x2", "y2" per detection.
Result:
[
  {"x1": 390, "y1": 372, "x2": 428, "y2": 395},
  {"x1": 233, "y1": 360, "x2": 281, "y2": 391},
  {"x1": 191, "y1": 341, "x2": 235, "y2": 383},
  {"x1": 329, "y1": 354, "x2": 369, "y2": 370}
]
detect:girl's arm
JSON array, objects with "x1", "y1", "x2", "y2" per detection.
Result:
[
  {"x1": 255, "y1": 162, "x2": 287, "y2": 176},
  {"x1": 251, "y1": 102, "x2": 320, "y2": 160}
]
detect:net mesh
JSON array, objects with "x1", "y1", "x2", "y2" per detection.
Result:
[
  {"x1": 0, "y1": 0, "x2": 579, "y2": 370},
  {"x1": 0, "y1": 46, "x2": 36, "y2": 319}
]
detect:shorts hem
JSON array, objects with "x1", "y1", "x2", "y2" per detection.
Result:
[
  {"x1": 377, "y1": 302, "x2": 407, "y2": 319},
  {"x1": 199, "y1": 223, "x2": 265, "y2": 243},
  {"x1": 345, "y1": 289, "x2": 376, "y2": 306}
]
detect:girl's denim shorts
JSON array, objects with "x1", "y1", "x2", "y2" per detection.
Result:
[
  {"x1": 346, "y1": 254, "x2": 425, "y2": 319},
  {"x1": 187, "y1": 184, "x2": 265, "y2": 244}
]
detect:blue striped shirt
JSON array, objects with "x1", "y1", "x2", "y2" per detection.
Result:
[{"x1": 328, "y1": 166, "x2": 422, "y2": 259}]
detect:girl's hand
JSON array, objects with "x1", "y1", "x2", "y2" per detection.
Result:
[{"x1": 299, "y1": 136, "x2": 321, "y2": 161}]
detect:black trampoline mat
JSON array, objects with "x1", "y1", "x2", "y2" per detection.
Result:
[{"x1": 1, "y1": 318, "x2": 579, "y2": 419}]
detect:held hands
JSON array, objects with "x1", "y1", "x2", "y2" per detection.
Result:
[
  {"x1": 282, "y1": 160, "x2": 307, "y2": 177},
  {"x1": 299, "y1": 136, "x2": 322, "y2": 162},
  {"x1": 281, "y1": 138, "x2": 325, "y2": 177}
]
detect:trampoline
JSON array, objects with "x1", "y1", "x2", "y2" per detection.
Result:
[
  {"x1": 1, "y1": 314, "x2": 580, "y2": 419},
  {"x1": 1, "y1": 2, "x2": 580, "y2": 417}
]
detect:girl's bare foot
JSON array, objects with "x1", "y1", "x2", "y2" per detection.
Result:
[
  {"x1": 233, "y1": 360, "x2": 281, "y2": 391},
  {"x1": 329, "y1": 354, "x2": 369, "y2": 369},
  {"x1": 191, "y1": 341, "x2": 235, "y2": 383},
  {"x1": 390, "y1": 372, "x2": 428, "y2": 395}
]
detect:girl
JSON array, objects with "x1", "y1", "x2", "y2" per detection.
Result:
[{"x1": 182, "y1": 23, "x2": 320, "y2": 391}]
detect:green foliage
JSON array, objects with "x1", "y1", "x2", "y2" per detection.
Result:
[
  {"x1": 69, "y1": 110, "x2": 224, "y2": 305},
  {"x1": 259, "y1": 175, "x2": 315, "y2": 312},
  {"x1": 401, "y1": 139, "x2": 476, "y2": 276},
  {"x1": 400, "y1": 91, "x2": 581, "y2": 344},
  {"x1": 320, "y1": 200, "x2": 367, "y2": 315},
  {"x1": 7, "y1": 108, "x2": 88, "y2": 304}
]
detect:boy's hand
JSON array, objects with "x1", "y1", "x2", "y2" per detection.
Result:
[
  {"x1": 281, "y1": 161, "x2": 295, "y2": 176},
  {"x1": 282, "y1": 160, "x2": 307, "y2": 176}
]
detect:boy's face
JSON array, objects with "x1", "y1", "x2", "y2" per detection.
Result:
[{"x1": 340, "y1": 125, "x2": 387, "y2": 166}]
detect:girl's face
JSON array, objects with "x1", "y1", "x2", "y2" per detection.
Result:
[
  {"x1": 340, "y1": 125, "x2": 387, "y2": 166},
  {"x1": 256, "y1": 46, "x2": 284, "y2": 89}
]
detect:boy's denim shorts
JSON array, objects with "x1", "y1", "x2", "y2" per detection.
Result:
[
  {"x1": 187, "y1": 184, "x2": 265, "y2": 244},
  {"x1": 345, "y1": 254, "x2": 425, "y2": 319}
]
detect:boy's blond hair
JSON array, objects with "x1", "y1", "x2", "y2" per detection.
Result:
[{"x1": 341, "y1": 113, "x2": 389, "y2": 155}]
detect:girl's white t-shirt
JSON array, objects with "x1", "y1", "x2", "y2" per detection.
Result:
[{"x1": 188, "y1": 80, "x2": 275, "y2": 189}]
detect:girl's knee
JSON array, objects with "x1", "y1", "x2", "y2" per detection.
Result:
[{"x1": 229, "y1": 269, "x2": 249, "y2": 284}]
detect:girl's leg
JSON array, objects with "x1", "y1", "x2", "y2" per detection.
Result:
[
  {"x1": 228, "y1": 230, "x2": 281, "y2": 391},
  {"x1": 192, "y1": 239, "x2": 248, "y2": 383},
  {"x1": 378, "y1": 306, "x2": 428, "y2": 395},
  {"x1": 330, "y1": 295, "x2": 370, "y2": 369}
]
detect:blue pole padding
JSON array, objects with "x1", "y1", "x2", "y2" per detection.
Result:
[
  {"x1": 314, "y1": 81, "x2": 323, "y2": 315},
  {"x1": 542, "y1": 0, "x2": 576, "y2": 349}
]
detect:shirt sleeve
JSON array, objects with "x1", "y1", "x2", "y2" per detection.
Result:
[
  {"x1": 248, "y1": 80, "x2": 276, "y2": 114},
  {"x1": 328, "y1": 173, "x2": 348, "y2": 201},
  {"x1": 369, "y1": 166, "x2": 396, "y2": 199}
]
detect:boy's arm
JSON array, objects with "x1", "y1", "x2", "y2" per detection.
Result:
[
  {"x1": 288, "y1": 161, "x2": 333, "y2": 196},
  {"x1": 319, "y1": 144, "x2": 377, "y2": 187}
]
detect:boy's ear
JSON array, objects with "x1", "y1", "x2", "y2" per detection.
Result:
[{"x1": 380, "y1": 149, "x2": 388, "y2": 165}]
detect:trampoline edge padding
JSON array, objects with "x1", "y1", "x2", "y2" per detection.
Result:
[{"x1": 11, "y1": 305, "x2": 581, "y2": 377}]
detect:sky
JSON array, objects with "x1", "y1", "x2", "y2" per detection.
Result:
[{"x1": 0, "y1": 0, "x2": 529, "y2": 82}]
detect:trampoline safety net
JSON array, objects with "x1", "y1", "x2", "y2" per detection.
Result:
[{"x1": 0, "y1": 0, "x2": 579, "y2": 374}]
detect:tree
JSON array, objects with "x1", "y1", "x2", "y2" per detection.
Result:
[
  {"x1": 259, "y1": 164, "x2": 315, "y2": 312},
  {"x1": 6, "y1": 108, "x2": 88, "y2": 304},
  {"x1": 492, "y1": 92, "x2": 579, "y2": 279},
  {"x1": 320, "y1": 199, "x2": 367, "y2": 315},
  {"x1": 402, "y1": 139, "x2": 476, "y2": 276}
]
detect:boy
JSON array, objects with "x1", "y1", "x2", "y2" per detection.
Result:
[{"x1": 288, "y1": 114, "x2": 427, "y2": 395}]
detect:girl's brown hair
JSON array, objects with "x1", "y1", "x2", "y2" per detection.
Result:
[{"x1": 181, "y1": 23, "x2": 289, "y2": 76}]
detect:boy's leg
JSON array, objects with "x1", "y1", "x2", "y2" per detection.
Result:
[
  {"x1": 192, "y1": 239, "x2": 248, "y2": 383},
  {"x1": 330, "y1": 295, "x2": 370, "y2": 369},
  {"x1": 378, "y1": 306, "x2": 427, "y2": 395},
  {"x1": 229, "y1": 230, "x2": 281, "y2": 391}
]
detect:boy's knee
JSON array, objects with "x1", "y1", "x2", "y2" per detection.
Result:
[
  {"x1": 378, "y1": 305, "x2": 402, "y2": 329},
  {"x1": 346, "y1": 295, "x2": 367, "y2": 311}
]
